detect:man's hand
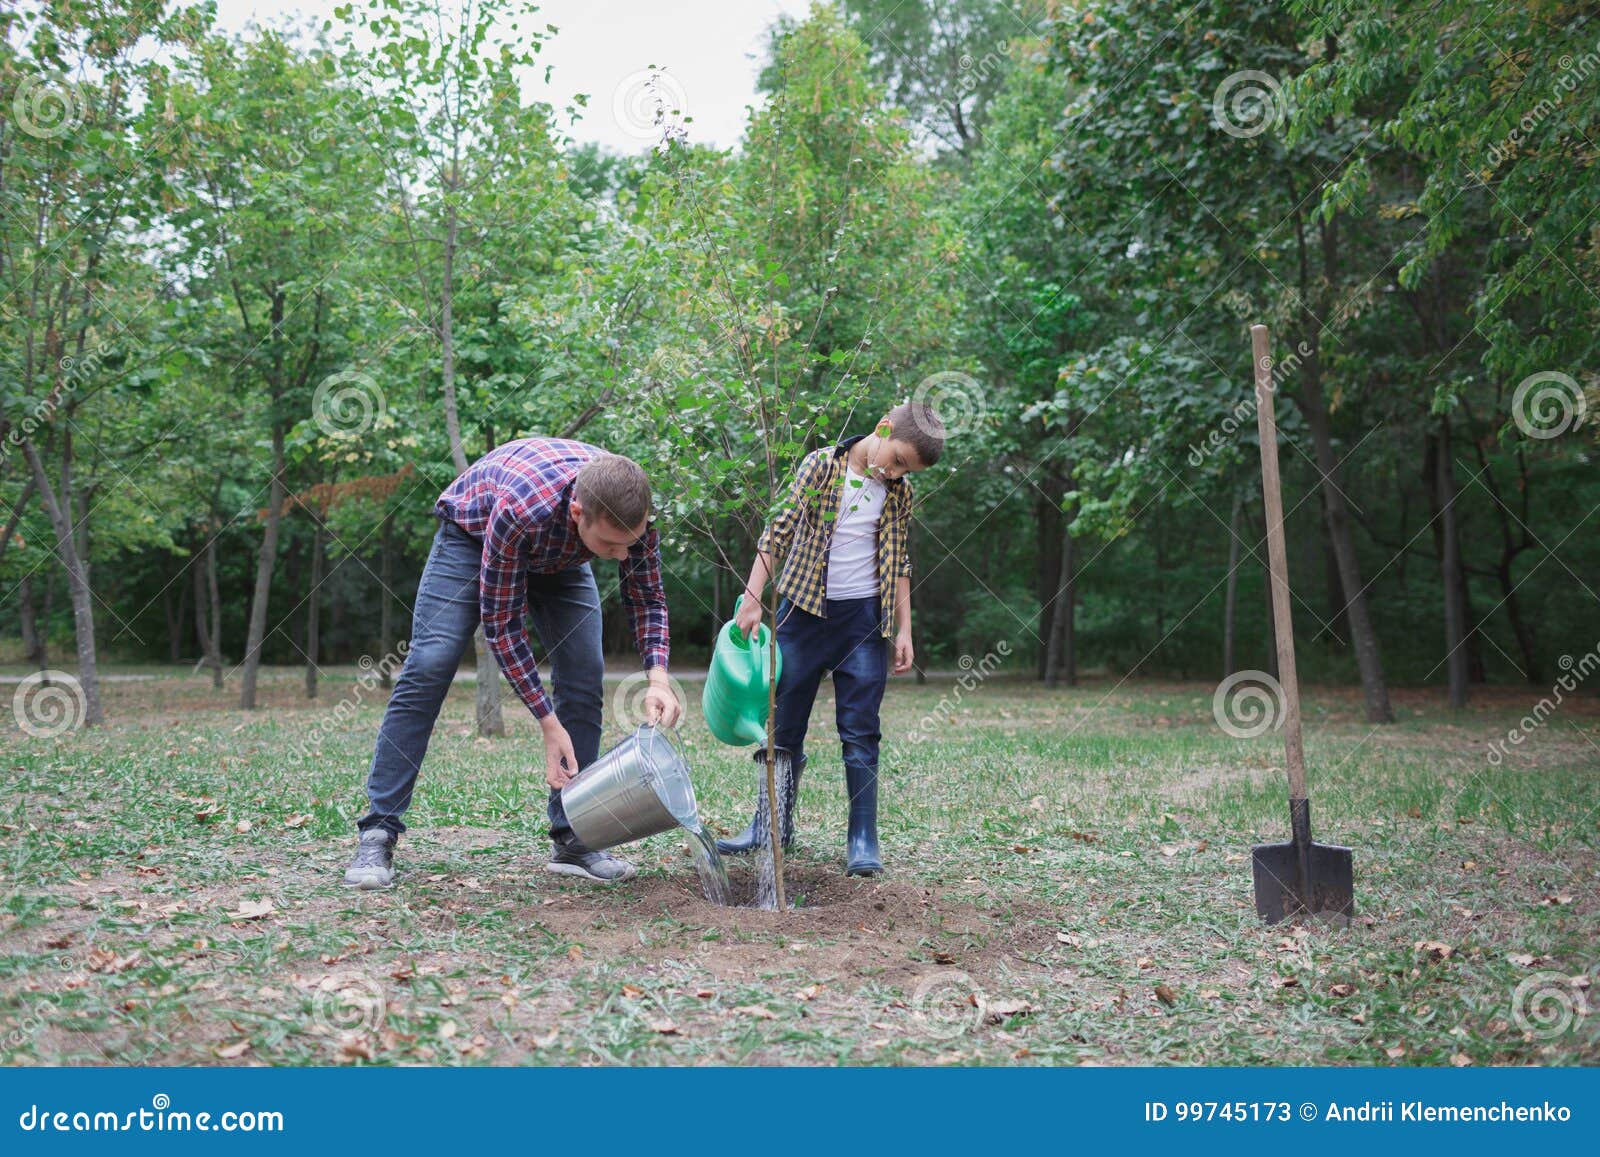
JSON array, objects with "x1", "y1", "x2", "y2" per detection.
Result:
[
  {"x1": 893, "y1": 630, "x2": 914, "y2": 675},
  {"x1": 734, "y1": 593, "x2": 764, "y2": 640},
  {"x1": 541, "y1": 714, "x2": 577, "y2": 789},
  {"x1": 643, "y1": 668, "x2": 683, "y2": 728}
]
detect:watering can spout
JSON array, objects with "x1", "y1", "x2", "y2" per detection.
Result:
[{"x1": 701, "y1": 599, "x2": 783, "y2": 746}]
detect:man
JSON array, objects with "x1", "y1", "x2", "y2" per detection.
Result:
[{"x1": 344, "y1": 438, "x2": 681, "y2": 889}]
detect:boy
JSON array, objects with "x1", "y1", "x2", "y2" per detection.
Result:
[
  {"x1": 344, "y1": 439, "x2": 681, "y2": 890},
  {"x1": 718, "y1": 401, "x2": 945, "y2": 875}
]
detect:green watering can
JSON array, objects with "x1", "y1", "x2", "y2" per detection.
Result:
[{"x1": 701, "y1": 598, "x2": 783, "y2": 746}]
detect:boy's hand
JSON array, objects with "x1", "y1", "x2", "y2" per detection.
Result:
[
  {"x1": 643, "y1": 669, "x2": 683, "y2": 728},
  {"x1": 893, "y1": 630, "x2": 914, "y2": 675},
  {"x1": 734, "y1": 595, "x2": 764, "y2": 640},
  {"x1": 541, "y1": 714, "x2": 577, "y2": 789}
]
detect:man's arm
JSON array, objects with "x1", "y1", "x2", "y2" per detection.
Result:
[
  {"x1": 478, "y1": 498, "x2": 553, "y2": 719},
  {"x1": 618, "y1": 525, "x2": 682, "y2": 727}
]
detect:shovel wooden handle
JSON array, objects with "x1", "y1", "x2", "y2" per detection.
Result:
[{"x1": 1252, "y1": 325, "x2": 1307, "y2": 801}]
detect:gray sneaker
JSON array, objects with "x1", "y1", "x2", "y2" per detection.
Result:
[
  {"x1": 343, "y1": 828, "x2": 395, "y2": 889},
  {"x1": 546, "y1": 841, "x2": 636, "y2": 883}
]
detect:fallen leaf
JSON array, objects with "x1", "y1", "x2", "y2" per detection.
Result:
[
  {"x1": 1450, "y1": 1052, "x2": 1472, "y2": 1067},
  {"x1": 1329, "y1": 983, "x2": 1357, "y2": 998},
  {"x1": 231, "y1": 900, "x2": 274, "y2": 921},
  {"x1": 733, "y1": 1005, "x2": 777, "y2": 1020},
  {"x1": 621, "y1": 984, "x2": 643, "y2": 999},
  {"x1": 86, "y1": 948, "x2": 142, "y2": 973},
  {"x1": 193, "y1": 803, "x2": 223, "y2": 822},
  {"x1": 1407, "y1": 806, "x2": 1421, "y2": 818},
  {"x1": 1508, "y1": 953, "x2": 1536, "y2": 967},
  {"x1": 438, "y1": 1021, "x2": 458, "y2": 1040},
  {"x1": 1273, "y1": 975, "x2": 1300, "y2": 989},
  {"x1": 1154, "y1": 985, "x2": 1177, "y2": 1006},
  {"x1": 284, "y1": 814, "x2": 311, "y2": 829},
  {"x1": 1385, "y1": 1045, "x2": 1406, "y2": 1059},
  {"x1": 215, "y1": 1040, "x2": 251, "y2": 1059},
  {"x1": 1159, "y1": 844, "x2": 1179, "y2": 857},
  {"x1": 795, "y1": 984, "x2": 823, "y2": 1002},
  {"x1": 234, "y1": 819, "x2": 252, "y2": 834},
  {"x1": 1543, "y1": 893, "x2": 1574, "y2": 906},
  {"x1": 647, "y1": 1018, "x2": 680, "y2": 1035},
  {"x1": 1571, "y1": 975, "x2": 1592, "y2": 991},
  {"x1": 985, "y1": 998, "x2": 1034, "y2": 1023},
  {"x1": 567, "y1": 945, "x2": 583, "y2": 962},
  {"x1": 1135, "y1": 956, "x2": 1153, "y2": 969},
  {"x1": 694, "y1": 988, "x2": 714, "y2": 999},
  {"x1": 1415, "y1": 941, "x2": 1454, "y2": 962},
  {"x1": 1199, "y1": 988, "x2": 1220, "y2": 1000},
  {"x1": 933, "y1": 951, "x2": 957, "y2": 965},
  {"x1": 1056, "y1": 931, "x2": 1077, "y2": 945}
]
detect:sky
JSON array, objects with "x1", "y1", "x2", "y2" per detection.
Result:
[{"x1": 208, "y1": 0, "x2": 815, "y2": 152}]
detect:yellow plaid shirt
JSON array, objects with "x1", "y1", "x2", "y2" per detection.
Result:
[{"x1": 757, "y1": 437, "x2": 914, "y2": 637}]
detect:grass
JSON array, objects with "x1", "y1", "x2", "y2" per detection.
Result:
[{"x1": 1, "y1": 665, "x2": 1596, "y2": 1066}]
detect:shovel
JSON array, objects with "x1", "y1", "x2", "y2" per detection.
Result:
[{"x1": 1248, "y1": 324, "x2": 1355, "y2": 926}]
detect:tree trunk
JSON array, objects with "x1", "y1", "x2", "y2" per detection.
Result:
[
  {"x1": 206, "y1": 523, "x2": 223, "y2": 688},
  {"x1": 20, "y1": 438, "x2": 103, "y2": 725},
  {"x1": 436, "y1": 199, "x2": 505, "y2": 736},
  {"x1": 1320, "y1": 490, "x2": 1347, "y2": 646},
  {"x1": 1044, "y1": 502, "x2": 1077, "y2": 687},
  {"x1": 19, "y1": 574, "x2": 42, "y2": 670},
  {"x1": 379, "y1": 510, "x2": 396, "y2": 688},
  {"x1": 163, "y1": 567, "x2": 182, "y2": 663},
  {"x1": 1436, "y1": 419, "x2": 1468, "y2": 707},
  {"x1": 193, "y1": 545, "x2": 218, "y2": 685},
  {"x1": 1296, "y1": 371, "x2": 1392, "y2": 722},
  {"x1": 1222, "y1": 491, "x2": 1243, "y2": 679},
  {"x1": 1034, "y1": 481, "x2": 1064, "y2": 680},
  {"x1": 240, "y1": 420, "x2": 286, "y2": 709},
  {"x1": 1499, "y1": 556, "x2": 1541, "y2": 683},
  {"x1": 306, "y1": 512, "x2": 324, "y2": 700}
]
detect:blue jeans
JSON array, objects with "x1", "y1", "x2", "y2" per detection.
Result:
[
  {"x1": 358, "y1": 519, "x2": 605, "y2": 844},
  {"x1": 771, "y1": 595, "x2": 888, "y2": 791}
]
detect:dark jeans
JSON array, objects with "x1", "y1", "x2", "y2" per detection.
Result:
[
  {"x1": 357, "y1": 519, "x2": 605, "y2": 844},
  {"x1": 771, "y1": 595, "x2": 889, "y2": 800}
]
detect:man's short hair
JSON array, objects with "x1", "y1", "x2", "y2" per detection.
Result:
[{"x1": 574, "y1": 454, "x2": 652, "y2": 530}]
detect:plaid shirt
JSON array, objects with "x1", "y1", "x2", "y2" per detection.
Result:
[
  {"x1": 435, "y1": 438, "x2": 670, "y2": 720},
  {"x1": 757, "y1": 436, "x2": 914, "y2": 637}
]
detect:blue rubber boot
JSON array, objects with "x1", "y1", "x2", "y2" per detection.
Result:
[{"x1": 844, "y1": 761, "x2": 881, "y2": 876}]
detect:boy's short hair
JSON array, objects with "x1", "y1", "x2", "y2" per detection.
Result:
[
  {"x1": 886, "y1": 401, "x2": 946, "y2": 467},
  {"x1": 574, "y1": 454, "x2": 652, "y2": 530}
]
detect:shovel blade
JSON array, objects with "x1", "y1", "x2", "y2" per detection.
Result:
[{"x1": 1251, "y1": 839, "x2": 1354, "y2": 926}]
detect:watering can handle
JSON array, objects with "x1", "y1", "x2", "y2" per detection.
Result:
[{"x1": 733, "y1": 594, "x2": 768, "y2": 666}]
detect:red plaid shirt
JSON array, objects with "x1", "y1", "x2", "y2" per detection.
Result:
[{"x1": 434, "y1": 438, "x2": 670, "y2": 720}]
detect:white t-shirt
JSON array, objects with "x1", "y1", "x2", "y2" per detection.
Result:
[{"x1": 826, "y1": 465, "x2": 886, "y2": 599}]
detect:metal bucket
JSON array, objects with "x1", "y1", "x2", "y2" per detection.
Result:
[{"x1": 561, "y1": 724, "x2": 700, "y2": 851}]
